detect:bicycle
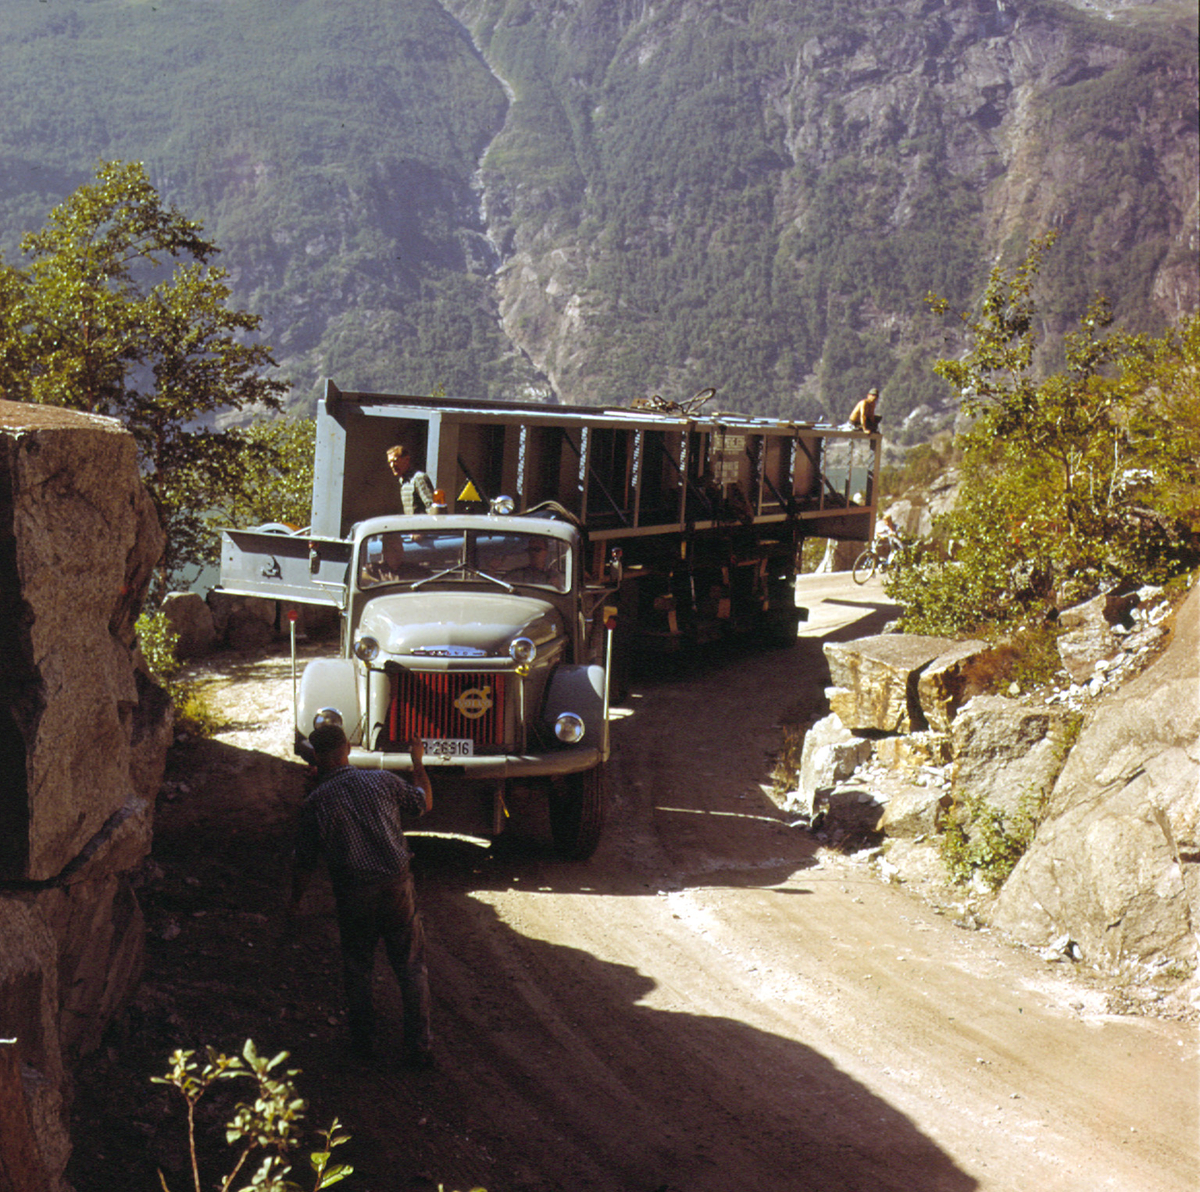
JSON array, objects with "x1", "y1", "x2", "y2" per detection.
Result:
[{"x1": 852, "y1": 536, "x2": 904, "y2": 584}]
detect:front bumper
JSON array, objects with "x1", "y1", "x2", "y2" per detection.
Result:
[{"x1": 347, "y1": 745, "x2": 604, "y2": 779}]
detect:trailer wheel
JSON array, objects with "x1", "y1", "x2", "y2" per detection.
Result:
[{"x1": 549, "y1": 765, "x2": 606, "y2": 860}]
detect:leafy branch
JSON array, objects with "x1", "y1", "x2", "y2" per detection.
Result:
[{"x1": 151, "y1": 1040, "x2": 352, "y2": 1192}]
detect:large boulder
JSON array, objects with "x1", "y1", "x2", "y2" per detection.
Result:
[
  {"x1": 825, "y1": 634, "x2": 990, "y2": 733},
  {"x1": 35, "y1": 874, "x2": 146, "y2": 1056},
  {"x1": 161, "y1": 590, "x2": 217, "y2": 659},
  {"x1": 917, "y1": 640, "x2": 995, "y2": 732},
  {"x1": 0, "y1": 900, "x2": 71, "y2": 1190},
  {"x1": 950, "y1": 696, "x2": 1081, "y2": 818},
  {"x1": 790, "y1": 713, "x2": 872, "y2": 817},
  {"x1": 993, "y1": 583, "x2": 1200, "y2": 972},
  {"x1": 208, "y1": 589, "x2": 276, "y2": 650},
  {"x1": 0, "y1": 402, "x2": 165, "y2": 882},
  {"x1": 1, "y1": 402, "x2": 170, "y2": 1190},
  {"x1": 876, "y1": 783, "x2": 948, "y2": 837}
]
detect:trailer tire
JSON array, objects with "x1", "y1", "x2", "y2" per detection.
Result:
[{"x1": 550, "y1": 765, "x2": 606, "y2": 861}]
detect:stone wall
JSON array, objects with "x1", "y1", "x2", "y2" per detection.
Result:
[{"x1": 0, "y1": 401, "x2": 172, "y2": 1191}]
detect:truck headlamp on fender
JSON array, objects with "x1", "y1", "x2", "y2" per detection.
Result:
[
  {"x1": 353, "y1": 634, "x2": 380, "y2": 662},
  {"x1": 555, "y1": 712, "x2": 585, "y2": 744},
  {"x1": 509, "y1": 637, "x2": 537, "y2": 666},
  {"x1": 313, "y1": 707, "x2": 344, "y2": 730},
  {"x1": 490, "y1": 495, "x2": 516, "y2": 516}
]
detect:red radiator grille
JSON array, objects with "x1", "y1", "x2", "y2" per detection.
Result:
[{"x1": 382, "y1": 670, "x2": 508, "y2": 751}]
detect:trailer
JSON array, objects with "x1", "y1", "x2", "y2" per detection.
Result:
[{"x1": 216, "y1": 383, "x2": 880, "y2": 858}]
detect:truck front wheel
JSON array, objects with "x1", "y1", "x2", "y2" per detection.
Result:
[{"x1": 549, "y1": 766, "x2": 606, "y2": 861}]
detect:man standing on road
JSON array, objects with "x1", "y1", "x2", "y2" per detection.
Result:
[{"x1": 288, "y1": 724, "x2": 435, "y2": 1068}]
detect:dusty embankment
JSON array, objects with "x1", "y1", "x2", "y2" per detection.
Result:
[{"x1": 67, "y1": 575, "x2": 1197, "y2": 1192}]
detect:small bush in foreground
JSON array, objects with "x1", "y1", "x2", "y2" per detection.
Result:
[{"x1": 152, "y1": 1040, "x2": 352, "y2": 1192}]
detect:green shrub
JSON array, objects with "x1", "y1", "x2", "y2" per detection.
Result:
[
  {"x1": 136, "y1": 610, "x2": 182, "y2": 685},
  {"x1": 136, "y1": 611, "x2": 218, "y2": 737},
  {"x1": 153, "y1": 1039, "x2": 353, "y2": 1192},
  {"x1": 939, "y1": 789, "x2": 1044, "y2": 891},
  {"x1": 902, "y1": 246, "x2": 1200, "y2": 638}
]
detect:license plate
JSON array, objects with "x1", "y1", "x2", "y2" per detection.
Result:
[{"x1": 421, "y1": 738, "x2": 474, "y2": 761}]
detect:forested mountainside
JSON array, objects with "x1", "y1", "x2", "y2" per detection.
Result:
[{"x1": 0, "y1": 0, "x2": 1195, "y2": 437}]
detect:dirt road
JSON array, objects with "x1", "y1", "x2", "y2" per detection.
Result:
[{"x1": 69, "y1": 575, "x2": 1197, "y2": 1192}]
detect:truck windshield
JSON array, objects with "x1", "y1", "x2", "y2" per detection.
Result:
[{"x1": 358, "y1": 530, "x2": 569, "y2": 593}]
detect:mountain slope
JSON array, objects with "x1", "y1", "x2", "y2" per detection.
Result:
[
  {"x1": 455, "y1": 0, "x2": 1198, "y2": 428},
  {"x1": 0, "y1": 0, "x2": 1194, "y2": 434}
]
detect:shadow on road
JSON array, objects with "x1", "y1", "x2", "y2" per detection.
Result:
[{"x1": 69, "y1": 577, "x2": 975, "y2": 1192}]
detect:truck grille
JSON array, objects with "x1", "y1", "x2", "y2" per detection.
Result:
[{"x1": 381, "y1": 670, "x2": 508, "y2": 751}]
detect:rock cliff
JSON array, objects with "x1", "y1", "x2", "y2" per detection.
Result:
[
  {"x1": 1, "y1": 1, "x2": 1192, "y2": 419},
  {"x1": 454, "y1": 0, "x2": 1198, "y2": 420},
  {"x1": 993, "y1": 582, "x2": 1199, "y2": 973},
  {"x1": 792, "y1": 579, "x2": 1197, "y2": 992},
  {"x1": 0, "y1": 402, "x2": 171, "y2": 1191}
]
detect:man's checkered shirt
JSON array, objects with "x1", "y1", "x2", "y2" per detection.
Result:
[
  {"x1": 296, "y1": 765, "x2": 426, "y2": 884},
  {"x1": 400, "y1": 471, "x2": 435, "y2": 515}
]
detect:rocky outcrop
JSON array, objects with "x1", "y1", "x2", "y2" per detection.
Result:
[
  {"x1": 787, "y1": 634, "x2": 986, "y2": 837},
  {"x1": 161, "y1": 590, "x2": 218, "y2": 659},
  {"x1": 825, "y1": 634, "x2": 992, "y2": 733},
  {"x1": 788, "y1": 581, "x2": 1198, "y2": 981},
  {"x1": 457, "y1": 0, "x2": 1198, "y2": 417},
  {"x1": 950, "y1": 696, "x2": 1080, "y2": 819},
  {"x1": 1, "y1": 401, "x2": 170, "y2": 1191},
  {"x1": 1056, "y1": 593, "x2": 1120, "y2": 683},
  {"x1": 993, "y1": 583, "x2": 1199, "y2": 972},
  {"x1": 792, "y1": 713, "x2": 873, "y2": 821}
]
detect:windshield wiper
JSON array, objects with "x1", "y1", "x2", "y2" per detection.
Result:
[
  {"x1": 412, "y1": 564, "x2": 513, "y2": 593},
  {"x1": 411, "y1": 563, "x2": 468, "y2": 590}
]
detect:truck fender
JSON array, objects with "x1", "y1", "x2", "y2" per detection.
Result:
[
  {"x1": 542, "y1": 664, "x2": 607, "y2": 748},
  {"x1": 297, "y1": 657, "x2": 361, "y2": 742}
]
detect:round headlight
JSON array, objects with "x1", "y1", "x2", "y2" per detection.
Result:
[
  {"x1": 555, "y1": 712, "x2": 585, "y2": 744},
  {"x1": 313, "y1": 707, "x2": 343, "y2": 730},
  {"x1": 490, "y1": 495, "x2": 516, "y2": 516},
  {"x1": 353, "y1": 634, "x2": 380, "y2": 662},
  {"x1": 509, "y1": 637, "x2": 537, "y2": 666}
]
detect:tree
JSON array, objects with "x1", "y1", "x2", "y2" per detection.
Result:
[
  {"x1": 1, "y1": 160, "x2": 287, "y2": 598},
  {"x1": 891, "y1": 237, "x2": 1199, "y2": 633},
  {"x1": 927, "y1": 233, "x2": 1134, "y2": 548},
  {"x1": 213, "y1": 416, "x2": 317, "y2": 530}
]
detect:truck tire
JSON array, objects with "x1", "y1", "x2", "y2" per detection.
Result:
[{"x1": 549, "y1": 765, "x2": 606, "y2": 860}]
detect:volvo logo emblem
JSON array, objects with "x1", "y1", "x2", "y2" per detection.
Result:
[{"x1": 454, "y1": 686, "x2": 493, "y2": 720}]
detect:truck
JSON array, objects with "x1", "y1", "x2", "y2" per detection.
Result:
[{"x1": 217, "y1": 382, "x2": 881, "y2": 859}]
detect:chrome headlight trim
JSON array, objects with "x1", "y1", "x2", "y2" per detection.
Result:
[
  {"x1": 509, "y1": 636, "x2": 537, "y2": 666},
  {"x1": 313, "y1": 707, "x2": 344, "y2": 730},
  {"x1": 353, "y1": 634, "x2": 380, "y2": 662},
  {"x1": 555, "y1": 712, "x2": 585, "y2": 744}
]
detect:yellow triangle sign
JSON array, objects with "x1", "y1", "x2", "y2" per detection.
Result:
[{"x1": 458, "y1": 479, "x2": 482, "y2": 503}]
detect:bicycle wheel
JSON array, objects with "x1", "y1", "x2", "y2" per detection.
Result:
[{"x1": 851, "y1": 549, "x2": 877, "y2": 585}]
